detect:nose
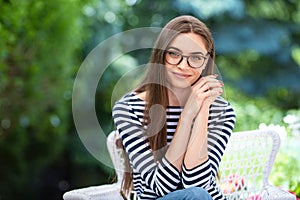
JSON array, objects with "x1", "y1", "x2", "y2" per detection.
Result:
[{"x1": 177, "y1": 57, "x2": 189, "y2": 70}]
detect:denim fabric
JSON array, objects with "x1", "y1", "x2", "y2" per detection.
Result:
[{"x1": 156, "y1": 187, "x2": 213, "y2": 200}]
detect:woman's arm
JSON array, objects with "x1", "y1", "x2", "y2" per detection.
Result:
[
  {"x1": 183, "y1": 105, "x2": 210, "y2": 169},
  {"x1": 164, "y1": 75, "x2": 218, "y2": 172},
  {"x1": 164, "y1": 110, "x2": 194, "y2": 172},
  {"x1": 181, "y1": 98, "x2": 236, "y2": 189},
  {"x1": 182, "y1": 74, "x2": 223, "y2": 169},
  {"x1": 113, "y1": 96, "x2": 181, "y2": 197}
]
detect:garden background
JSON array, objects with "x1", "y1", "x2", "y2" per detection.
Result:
[{"x1": 0, "y1": 0, "x2": 299, "y2": 199}]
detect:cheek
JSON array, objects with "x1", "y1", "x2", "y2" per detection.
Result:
[
  {"x1": 190, "y1": 68, "x2": 204, "y2": 83},
  {"x1": 165, "y1": 68, "x2": 173, "y2": 81},
  {"x1": 163, "y1": 65, "x2": 172, "y2": 80},
  {"x1": 164, "y1": 64, "x2": 174, "y2": 75},
  {"x1": 194, "y1": 67, "x2": 203, "y2": 76}
]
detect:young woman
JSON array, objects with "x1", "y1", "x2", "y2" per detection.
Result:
[{"x1": 112, "y1": 15, "x2": 236, "y2": 200}]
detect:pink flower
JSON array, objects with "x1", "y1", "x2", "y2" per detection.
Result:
[
  {"x1": 221, "y1": 174, "x2": 246, "y2": 194},
  {"x1": 247, "y1": 194, "x2": 262, "y2": 200},
  {"x1": 227, "y1": 174, "x2": 245, "y2": 190},
  {"x1": 288, "y1": 190, "x2": 299, "y2": 200},
  {"x1": 221, "y1": 182, "x2": 235, "y2": 194}
]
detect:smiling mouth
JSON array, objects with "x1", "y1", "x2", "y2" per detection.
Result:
[{"x1": 173, "y1": 72, "x2": 191, "y2": 79}]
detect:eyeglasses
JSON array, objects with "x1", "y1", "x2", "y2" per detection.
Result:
[{"x1": 164, "y1": 49, "x2": 209, "y2": 69}]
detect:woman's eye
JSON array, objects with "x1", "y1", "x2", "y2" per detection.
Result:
[
  {"x1": 190, "y1": 55, "x2": 202, "y2": 61},
  {"x1": 168, "y1": 51, "x2": 180, "y2": 57}
]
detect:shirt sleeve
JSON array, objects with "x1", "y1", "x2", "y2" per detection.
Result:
[
  {"x1": 112, "y1": 100, "x2": 181, "y2": 196},
  {"x1": 181, "y1": 97, "x2": 236, "y2": 191}
]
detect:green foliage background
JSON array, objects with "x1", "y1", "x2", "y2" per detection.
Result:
[
  {"x1": 0, "y1": 0, "x2": 92, "y2": 199},
  {"x1": 0, "y1": 0, "x2": 299, "y2": 199}
]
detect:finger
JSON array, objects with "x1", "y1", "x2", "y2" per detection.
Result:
[
  {"x1": 193, "y1": 78, "x2": 223, "y2": 93},
  {"x1": 194, "y1": 75, "x2": 221, "y2": 88},
  {"x1": 192, "y1": 77, "x2": 210, "y2": 90},
  {"x1": 208, "y1": 88, "x2": 223, "y2": 101},
  {"x1": 211, "y1": 87, "x2": 223, "y2": 95},
  {"x1": 206, "y1": 87, "x2": 223, "y2": 97}
]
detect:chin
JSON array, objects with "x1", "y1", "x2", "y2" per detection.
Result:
[{"x1": 169, "y1": 81, "x2": 191, "y2": 89}]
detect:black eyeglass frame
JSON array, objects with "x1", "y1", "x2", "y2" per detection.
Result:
[{"x1": 164, "y1": 50, "x2": 210, "y2": 69}]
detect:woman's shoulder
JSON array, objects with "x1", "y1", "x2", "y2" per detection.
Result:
[
  {"x1": 112, "y1": 91, "x2": 146, "y2": 125},
  {"x1": 114, "y1": 91, "x2": 145, "y2": 107}
]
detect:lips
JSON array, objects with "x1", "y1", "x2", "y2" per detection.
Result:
[{"x1": 172, "y1": 72, "x2": 191, "y2": 79}]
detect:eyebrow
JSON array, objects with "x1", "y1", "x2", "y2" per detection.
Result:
[{"x1": 167, "y1": 46, "x2": 206, "y2": 55}]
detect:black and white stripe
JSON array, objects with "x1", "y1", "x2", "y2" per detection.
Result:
[{"x1": 113, "y1": 92, "x2": 236, "y2": 200}]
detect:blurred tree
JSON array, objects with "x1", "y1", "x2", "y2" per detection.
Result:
[
  {"x1": 0, "y1": 0, "x2": 91, "y2": 199},
  {"x1": 214, "y1": 0, "x2": 300, "y2": 109}
]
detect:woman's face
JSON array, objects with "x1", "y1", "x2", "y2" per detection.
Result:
[{"x1": 164, "y1": 32, "x2": 209, "y2": 89}]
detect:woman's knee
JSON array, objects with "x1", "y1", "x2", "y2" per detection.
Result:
[{"x1": 157, "y1": 187, "x2": 212, "y2": 200}]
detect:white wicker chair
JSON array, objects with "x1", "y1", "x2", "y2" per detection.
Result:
[
  {"x1": 218, "y1": 129, "x2": 295, "y2": 200},
  {"x1": 63, "y1": 129, "x2": 296, "y2": 200}
]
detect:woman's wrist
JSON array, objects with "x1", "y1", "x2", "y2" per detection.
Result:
[{"x1": 181, "y1": 109, "x2": 197, "y2": 122}]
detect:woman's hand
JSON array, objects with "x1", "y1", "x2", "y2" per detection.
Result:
[
  {"x1": 183, "y1": 74, "x2": 223, "y2": 118},
  {"x1": 201, "y1": 75, "x2": 224, "y2": 107}
]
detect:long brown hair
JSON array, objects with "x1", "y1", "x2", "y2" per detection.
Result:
[{"x1": 120, "y1": 15, "x2": 215, "y2": 197}]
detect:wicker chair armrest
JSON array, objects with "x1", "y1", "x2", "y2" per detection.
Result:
[
  {"x1": 63, "y1": 183, "x2": 123, "y2": 200},
  {"x1": 262, "y1": 184, "x2": 296, "y2": 200}
]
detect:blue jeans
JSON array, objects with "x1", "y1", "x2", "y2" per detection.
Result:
[{"x1": 156, "y1": 187, "x2": 213, "y2": 200}]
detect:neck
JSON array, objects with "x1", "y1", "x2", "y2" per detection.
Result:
[{"x1": 168, "y1": 87, "x2": 191, "y2": 107}]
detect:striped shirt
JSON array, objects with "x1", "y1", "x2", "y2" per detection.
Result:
[{"x1": 112, "y1": 92, "x2": 236, "y2": 200}]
